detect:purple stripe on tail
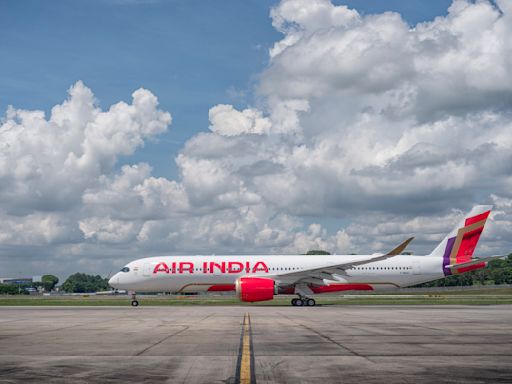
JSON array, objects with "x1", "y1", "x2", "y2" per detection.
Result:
[{"x1": 443, "y1": 237, "x2": 455, "y2": 276}]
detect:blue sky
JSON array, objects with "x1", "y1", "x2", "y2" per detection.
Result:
[{"x1": 1, "y1": 0, "x2": 452, "y2": 179}]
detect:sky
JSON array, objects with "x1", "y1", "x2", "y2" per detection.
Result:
[{"x1": 1, "y1": 0, "x2": 512, "y2": 280}]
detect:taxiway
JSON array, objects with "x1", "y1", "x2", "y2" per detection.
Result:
[{"x1": 0, "y1": 305, "x2": 511, "y2": 383}]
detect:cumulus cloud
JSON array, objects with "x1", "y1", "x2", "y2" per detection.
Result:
[
  {"x1": 250, "y1": 0, "x2": 512, "y2": 218},
  {"x1": 0, "y1": 82, "x2": 172, "y2": 274},
  {"x1": 0, "y1": 81, "x2": 171, "y2": 215},
  {"x1": 83, "y1": 163, "x2": 189, "y2": 220},
  {"x1": 79, "y1": 217, "x2": 139, "y2": 244},
  {"x1": 2, "y1": 0, "x2": 512, "y2": 278},
  {"x1": 209, "y1": 104, "x2": 271, "y2": 136}
]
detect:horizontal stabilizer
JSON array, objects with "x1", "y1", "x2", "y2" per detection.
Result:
[{"x1": 447, "y1": 255, "x2": 506, "y2": 270}]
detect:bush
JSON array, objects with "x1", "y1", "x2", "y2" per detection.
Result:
[
  {"x1": 61, "y1": 273, "x2": 109, "y2": 293},
  {"x1": 0, "y1": 284, "x2": 23, "y2": 295},
  {"x1": 306, "y1": 250, "x2": 331, "y2": 255}
]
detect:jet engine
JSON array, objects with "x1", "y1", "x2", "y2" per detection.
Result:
[{"x1": 235, "y1": 277, "x2": 275, "y2": 302}]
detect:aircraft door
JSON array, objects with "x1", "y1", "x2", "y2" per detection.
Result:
[{"x1": 143, "y1": 263, "x2": 152, "y2": 276}]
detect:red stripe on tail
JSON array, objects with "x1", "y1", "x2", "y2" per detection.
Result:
[
  {"x1": 465, "y1": 211, "x2": 490, "y2": 226},
  {"x1": 456, "y1": 227, "x2": 485, "y2": 264}
]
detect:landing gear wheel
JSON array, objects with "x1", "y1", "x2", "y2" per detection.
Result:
[
  {"x1": 295, "y1": 298, "x2": 304, "y2": 306},
  {"x1": 306, "y1": 298, "x2": 316, "y2": 306},
  {"x1": 130, "y1": 292, "x2": 139, "y2": 307},
  {"x1": 291, "y1": 298, "x2": 298, "y2": 306}
]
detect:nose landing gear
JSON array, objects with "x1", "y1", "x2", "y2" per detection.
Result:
[{"x1": 130, "y1": 292, "x2": 139, "y2": 307}]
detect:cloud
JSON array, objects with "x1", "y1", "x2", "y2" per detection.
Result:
[
  {"x1": 0, "y1": 81, "x2": 171, "y2": 215},
  {"x1": 209, "y1": 104, "x2": 271, "y2": 136},
  {"x1": 263, "y1": 0, "x2": 512, "y2": 118},
  {"x1": 79, "y1": 217, "x2": 139, "y2": 244},
  {"x1": 2, "y1": 0, "x2": 512, "y2": 278},
  {"x1": 82, "y1": 163, "x2": 189, "y2": 220},
  {"x1": 249, "y1": 0, "x2": 512, "y2": 217},
  {"x1": 0, "y1": 81, "x2": 172, "y2": 275}
]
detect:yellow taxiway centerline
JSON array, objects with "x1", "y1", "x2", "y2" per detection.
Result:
[{"x1": 238, "y1": 312, "x2": 254, "y2": 384}]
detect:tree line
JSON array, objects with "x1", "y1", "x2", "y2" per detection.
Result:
[
  {"x1": 60, "y1": 273, "x2": 110, "y2": 293},
  {"x1": 0, "y1": 273, "x2": 109, "y2": 294}
]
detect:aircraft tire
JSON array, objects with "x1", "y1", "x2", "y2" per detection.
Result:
[
  {"x1": 295, "y1": 299, "x2": 304, "y2": 306},
  {"x1": 306, "y1": 298, "x2": 316, "y2": 306},
  {"x1": 131, "y1": 300, "x2": 139, "y2": 307}
]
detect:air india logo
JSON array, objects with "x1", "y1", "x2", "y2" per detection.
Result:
[{"x1": 153, "y1": 261, "x2": 268, "y2": 274}]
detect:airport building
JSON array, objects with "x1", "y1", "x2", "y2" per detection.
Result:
[{"x1": 0, "y1": 276, "x2": 42, "y2": 285}]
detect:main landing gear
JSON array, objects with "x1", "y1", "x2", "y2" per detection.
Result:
[
  {"x1": 131, "y1": 292, "x2": 139, "y2": 307},
  {"x1": 291, "y1": 297, "x2": 316, "y2": 306}
]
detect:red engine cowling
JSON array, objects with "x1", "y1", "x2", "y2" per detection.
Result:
[{"x1": 236, "y1": 277, "x2": 275, "y2": 302}]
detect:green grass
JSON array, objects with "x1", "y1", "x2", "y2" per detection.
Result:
[
  {"x1": 1, "y1": 292, "x2": 512, "y2": 306},
  {"x1": 374, "y1": 288, "x2": 512, "y2": 296},
  {"x1": 0, "y1": 295, "x2": 239, "y2": 306}
]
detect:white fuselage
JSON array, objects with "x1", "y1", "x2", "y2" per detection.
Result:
[{"x1": 109, "y1": 254, "x2": 444, "y2": 293}]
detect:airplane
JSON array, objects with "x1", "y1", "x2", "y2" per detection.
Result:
[{"x1": 108, "y1": 205, "x2": 505, "y2": 306}]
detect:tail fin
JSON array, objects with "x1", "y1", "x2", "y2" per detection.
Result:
[{"x1": 429, "y1": 205, "x2": 492, "y2": 275}]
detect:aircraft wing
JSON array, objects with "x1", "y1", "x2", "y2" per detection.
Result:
[
  {"x1": 446, "y1": 255, "x2": 507, "y2": 270},
  {"x1": 271, "y1": 238, "x2": 413, "y2": 286}
]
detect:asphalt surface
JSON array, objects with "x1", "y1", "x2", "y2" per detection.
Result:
[{"x1": 0, "y1": 305, "x2": 511, "y2": 383}]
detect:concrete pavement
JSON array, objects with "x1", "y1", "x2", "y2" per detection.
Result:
[{"x1": 0, "y1": 305, "x2": 511, "y2": 383}]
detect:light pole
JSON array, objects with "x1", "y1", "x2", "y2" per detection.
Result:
[{"x1": 17, "y1": 271, "x2": 22, "y2": 294}]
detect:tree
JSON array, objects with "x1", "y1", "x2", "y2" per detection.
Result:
[
  {"x1": 41, "y1": 275, "x2": 59, "y2": 291},
  {"x1": 306, "y1": 250, "x2": 331, "y2": 255},
  {"x1": 61, "y1": 273, "x2": 109, "y2": 293},
  {"x1": 0, "y1": 284, "x2": 20, "y2": 294}
]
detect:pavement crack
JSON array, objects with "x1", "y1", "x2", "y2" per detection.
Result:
[
  {"x1": 279, "y1": 313, "x2": 376, "y2": 363},
  {"x1": 135, "y1": 326, "x2": 189, "y2": 356},
  {"x1": 197, "y1": 313, "x2": 215, "y2": 322},
  {"x1": 302, "y1": 323, "x2": 376, "y2": 363}
]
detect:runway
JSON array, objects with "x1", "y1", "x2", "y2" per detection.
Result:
[{"x1": 1, "y1": 305, "x2": 511, "y2": 383}]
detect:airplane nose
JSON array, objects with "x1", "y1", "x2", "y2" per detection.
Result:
[{"x1": 109, "y1": 274, "x2": 119, "y2": 288}]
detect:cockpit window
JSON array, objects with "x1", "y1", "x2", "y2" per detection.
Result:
[{"x1": 120, "y1": 267, "x2": 130, "y2": 272}]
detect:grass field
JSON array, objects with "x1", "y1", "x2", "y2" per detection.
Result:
[{"x1": 1, "y1": 288, "x2": 512, "y2": 306}]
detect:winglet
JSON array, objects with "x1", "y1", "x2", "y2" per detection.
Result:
[{"x1": 386, "y1": 237, "x2": 414, "y2": 255}]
